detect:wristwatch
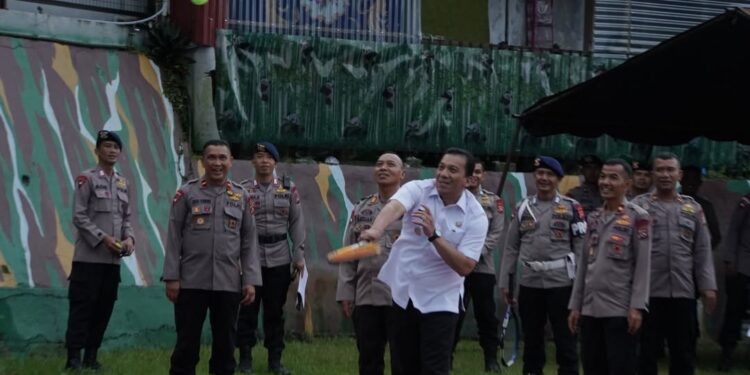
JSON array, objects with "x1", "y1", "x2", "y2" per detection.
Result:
[{"x1": 428, "y1": 230, "x2": 440, "y2": 242}]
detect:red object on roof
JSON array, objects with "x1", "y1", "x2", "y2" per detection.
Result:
[{"x1": 170, "y1": 0, "x2": 228, "y2": 46}]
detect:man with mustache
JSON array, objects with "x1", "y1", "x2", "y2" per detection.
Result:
[
  {"x1": 499, "y1": 156, "x2": 585, "y2": 375},
  {"x1": 632, "y1": 152, "x2": 717, "y2": 375},
  {"x1": 163, "y1": 139, "x2": 260, "y2": 375},
  {"x1": 337, "y1": 153, "x2": 405, "y2": 375},
  {"x1": 360, "y1": 148, "x2": 488, "y2": 375},
  {"x1": 568, "y1": 158, "x2": 651, "y2": 375}
]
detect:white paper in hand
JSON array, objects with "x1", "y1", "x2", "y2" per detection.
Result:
[{"x1": 296, "y1": 267, "x2": 309, "y2": 311}]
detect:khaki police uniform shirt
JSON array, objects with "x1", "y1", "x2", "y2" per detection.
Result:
[
  {"x1": 472, "y1": 188, "x2": 506, "y2": 275},
  {"x1": 569, "y1": 202, "x2": 651, "y2": 317},
  {"x1": 567, "y1": 184, "x2": 602, "y2": 217},
  {"x1": 73, "y1": 167, "x2": 134, "y2": 264},
  {"x1": 242, "y1": 179, "x2": 305, "y2": 268},
  {"x1": 631, "y1": 193, "x2": 717, "y2": 298},
  {"x1": 498, "y1": 194, "x2": 586, "y2": 289},
  {"x1": 336, "y1": 194, "x2": 402, "y2": 306},
  {"x1": 725, "y1": 194, "x2": 750, "y2": 276},
  {"x1": 162, "y1": 179, "x2": 261, "y2": 292}
]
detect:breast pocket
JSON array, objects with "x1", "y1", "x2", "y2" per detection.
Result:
[
  {"x1": 191, "y1": 204, "x2": 212, "y2": 231},
  {"x1": 117, "y1": 191, "x2": 129, "y2": 213},
  {"x1": 678, "y1": 216, "x2": 696, "y2": 244},
  {"x1": 274, "y1": 198, "x2": 290, "y2": 218},
  {"x1": 443, "y1": 227, "x2": 466, "y2": 246},
  {"x1": 549, "y1": 219, "x2": 570, "y2": 242},
  {"x1": 606, "y1": 234, "x2": 631, "y2": 261},
  {"x1": 94, "y1": 189, "x2": 112, "y2": 212},
  {"x1": 224, "y1": 206, "x2": 242, "y2": 233}
]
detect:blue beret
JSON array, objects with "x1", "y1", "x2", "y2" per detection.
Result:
[
  {"x1": 96, "y1": 130, "x2": 122, "y2": 149},
  {"x1": 254, "y1": 141, "x2": 279, "y2": 162},
  {"x1": 533, "y1": 156, "x2": 564, "y2": 177}
]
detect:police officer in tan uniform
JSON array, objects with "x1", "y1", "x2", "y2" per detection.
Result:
[
  {"x1": 337, "y1": 153, "x2": 405, "y2": 375},
  {"x1": 453, "y1": 160, "x2": 505, "y2": 372},
  {"x1": 238, "y1": 142, "x2": 305, "y2": 375},
  {"x1": 568, "y1": 158, "x2": 651, "y2": 375},
  {"x1": 499, "y1": 156, "x2": 586, "y2": 375},
  {"x1": 65, "y1": 130, "x2": 135, "y2": 370},
  {"x1": 567, "y1": 155, "x2": 603, "y2": 217},
  {"x1": 718, "y1": 193, "x2": 750, "y2": 371},
  {"x1": 632, "y1": 152, "x2": 717, "y2": 375},
  {"x1": 163, "y1": 139, "x2": 260, "y2": 375},
  {"x1": 627, "y1": 160, "x2": 652, "y2": 199}
]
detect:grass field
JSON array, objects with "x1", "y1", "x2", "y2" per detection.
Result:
[{"x1": 0, "y1": 337, "x2": 748, "y2": 374}]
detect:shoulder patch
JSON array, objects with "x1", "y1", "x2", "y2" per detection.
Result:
[
  {"x1": 172, "y1": 190, "x2": 185, "y2": 205},
  {"x1": 76, "y1": 175, "x2": 88, "y2": 188},
  {"x1": 636, "y1": 217, "x2": 650, "y2": 239},
  {"x1": 291, "y1": 185, "x2": 300, "y2": 204},
  {"x1": 496, "y1": 197, "x2": 504, "y2": 214}
]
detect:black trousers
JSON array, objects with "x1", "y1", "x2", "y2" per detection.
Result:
[
  {"x1": 390, "y1": 300, "x2": 459, "y2": 375},
  {"x1": 237, "y1": 264, "x2": 291, "y2": 359},
  {"x1": 65, "y1": 261, "x2": 120, "y2": 350},
  {"x1": 639, "y1": 297, "x2": 696, "y2": 375},
  {"x1": 580, "y1": 316, "x2": 639, "y2": 375},
  {"x1": 353, "y1": 305, "x2": 394, "y2": 375},
  {"x1": 453, "y1": 273, "x2": 499, "y2": 358},
  {"x1": 517, "y1": 285, "x2": 578, "y2": 375},
  {"x1": 169, "y1": 289, "x2": 241, "y2": 375},
  {"x1": 719, "y1": 273, "x2": 750, "y2": 351}
]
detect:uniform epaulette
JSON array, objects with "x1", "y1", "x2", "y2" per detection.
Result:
[
  {"x1": 626, "y1": 201, "x2": 649, "y2": 216},
  {"x1": 560, "y1": 195, "x2": 578, "y2": 204},
  {"x1": 358, "y1": 193, "x2": 376, "y2": 203},
  {"x1": 239, "y1": 178, "x2": 252, "y2": 186},
  {"x1": 678, "y1": 194, "x2": 697, "y2": 203},
  {"x1": 227, "y1": 180, "x2": 244, "y2": 189},
  {"x1": 185, "y1": 178, "x2": 200, "y2": 185}
]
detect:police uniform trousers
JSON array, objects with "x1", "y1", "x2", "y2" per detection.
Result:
[
  {"x1": 453, "y1": 273, "x2": 499, "y2": 358},
  {"x1": 237, "y1": 264, "x2": 292, "y2": 359},
  {"x1": 580, "y1": 316, "x2": 639, "y2": 375},
  {"x1": 170, "y1": 289, "x2": 241, "y2": 375},
  {"x1": 353, "y1": 305, "x2": 395, "y2": 375},
  {"x1": 390, "y1": 300, "x2": 459, "y2": 375},
  {"x1": 518, "y1": 285, "x2": 578, "y2": 375},
  {"x1": 719, "y1": 273, "x2": 750, "y2": 353},
  {"x1": 639, "y1": 297, "x2": 697, "y2": 375},
  {"x1": 65, "y1": 261, "x2": 120, "y2": 351}
]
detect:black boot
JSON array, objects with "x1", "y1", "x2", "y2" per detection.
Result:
[
  {"x1": 717, "y1": 347, "x2": 733, "y2": 372},
  {"x1": 484, "y1": 356, "x2": 501, "y2": 373},
  {"x1": 82, "y1": 348, "x2": 102, "y2": 370},
  {"x1": 238, "y1": 346, "x2": 253, "y2": 373},
  {"x1": 269, "y1": 351, "x2": 291, "y2": 375},
  {"x1": 64, "y1": 348, "x2": 82, "y2": 370}
]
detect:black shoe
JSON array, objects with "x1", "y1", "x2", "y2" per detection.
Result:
[
  {"x1": 64, "y1": 348, "x2": 82, "y2": 370},
  {"x1": 238, "y1": 346, "x2": 253, "y2": 373},
  {"x1": 82, "y1": 348, "x2": 102, "y2": 370},
  {"x1": 269, "y1": 362, "x2": 291, "y2": 375},
  {"x1": 484, "y1": 358, "x2": 501, "y2": 373}
]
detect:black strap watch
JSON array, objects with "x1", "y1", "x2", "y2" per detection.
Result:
[{"x1": 428, "y1": 231, "x2": 440, "y2": 242}]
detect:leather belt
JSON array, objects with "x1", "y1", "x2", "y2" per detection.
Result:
[{"x1": 258, "y1": 233, "x2": 288, "y2": 244}]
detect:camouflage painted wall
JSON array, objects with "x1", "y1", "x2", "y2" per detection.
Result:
[{"x1": 0, "y1": 35, "x2": 182, "y2": 289}]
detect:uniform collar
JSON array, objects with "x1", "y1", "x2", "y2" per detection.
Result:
[
  {"x1": 531, "y1": 193, "x2": 561, "y2": 205},
  {"x1": 95, "y1": 166, "x2": 118, "y2": 178},
  {"x1": 427, "y1": 179, "x2": 468, "y2": 211}
]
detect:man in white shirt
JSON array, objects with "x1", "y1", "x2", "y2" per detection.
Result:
[{"x1": 360, "y1": 148, "x2": 489, "y2": 375}]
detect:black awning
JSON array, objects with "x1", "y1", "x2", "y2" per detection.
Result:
[{"x1": 519, "y1": 8, "x2": 750, "y2": 146}]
